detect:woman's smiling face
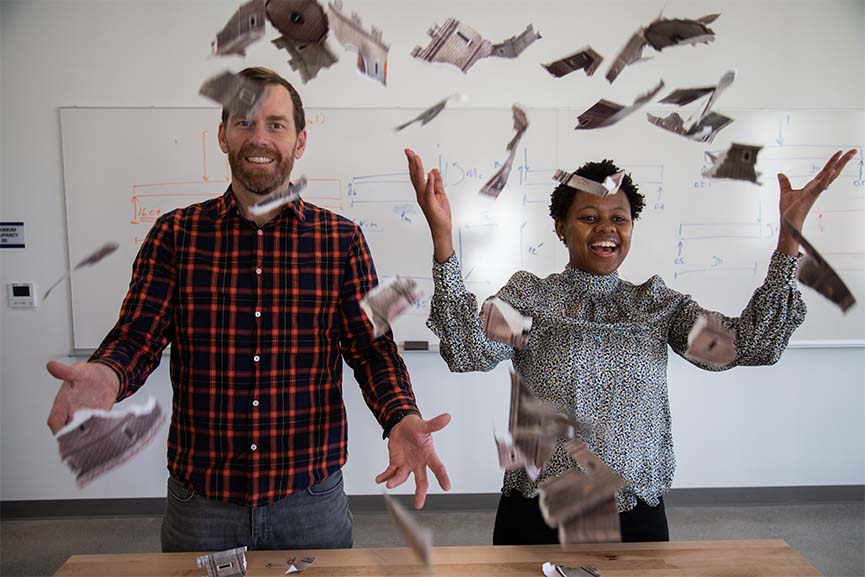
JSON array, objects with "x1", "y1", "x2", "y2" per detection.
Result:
[{"x1": 555, "y1": 190, "x2": 633, "y2": 276}]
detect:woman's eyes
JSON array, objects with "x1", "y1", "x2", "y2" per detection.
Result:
[{"x1": 578, "y1": 215, "x2": 629, "y2": 223}]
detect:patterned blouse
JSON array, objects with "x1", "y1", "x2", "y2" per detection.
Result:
[{"x1": 427, "y1": 250, "x2": 806, "y2": 512}]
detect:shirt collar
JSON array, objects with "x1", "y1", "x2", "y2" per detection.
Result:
[
  {"x1": 219, "y1": 185, "x2": 307, "y2": 223},
  {"x1": 561, "y1": 264, "x2": 619, "y2": 296}
]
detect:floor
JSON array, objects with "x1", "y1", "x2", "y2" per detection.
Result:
[{"x1": 1, "y1": 503, "x2": 863, "y2": 576}]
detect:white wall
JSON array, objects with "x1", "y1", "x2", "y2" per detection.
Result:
[{"x1": 1, "y1": 0, "x2": 863, "y2": 502}]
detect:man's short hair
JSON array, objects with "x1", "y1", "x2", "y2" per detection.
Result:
[
  {"x1": 549, "y1": 159, "x2": 645, "y2": 222},
  {"x1": 220, "y1": 67, "x2": 306, "y2": 133}
]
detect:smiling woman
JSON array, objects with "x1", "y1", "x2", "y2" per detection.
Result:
[
  {"x1": 407, "y1": 147, "x2": 856, "y2": 546},
  {"x1": 550, "y1": 160, "x2": 642, "y2": 276}
]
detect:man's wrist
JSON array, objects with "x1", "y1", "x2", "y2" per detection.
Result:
[{"x1": 382, "y1": 409, "x2": 421, "y2": 439}]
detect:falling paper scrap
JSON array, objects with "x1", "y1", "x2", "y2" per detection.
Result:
[
  {"x1": 494, "y1": 433, "x2": 540, "y2": 480},
  {"x1": 360, "y1": 277, "x2": 424, "y2": 337},
  {"x1": 327, "y1": 0, "x2": 389, "y2": 85},
  {"x1": 211, "y1": 0, "x2": 266, "y2": 57},
  {"x1": 197, "y1": 546, "x2": 248, "y2": 577},
  {"x1": 542, "y1": 562, "x2": 601, "y2": 577},
  {"x1": 44, "y1": 242, "x2": 120, "y2": 300},
  {"x1": 648, "y1": 70, "x2": 735, "y2": 143},
  {"x1": 702, "y1": 143, "x2": 762, "y2": 184},
  {"x1": 395, "y1": 94, "x2": 464, "y2": 131},
  {"x1": 382, "y1": 492, "x2": 433, "y2": 568},
  {"x1": 249, "y1": 176, "x2": 308, "y2": 216},
  {"x1": 553, "y1": 170, "x2": 624, "y2": 198},
  {"x1": 411, "y1": 18, "x2": 540, "y2": 73},
  {"x1": 685, "y1": 314, "x2": 737, "y2": 367},
  {"x1": 491, "y1": 24, "x2": 542, "y2": 58},
  {"x1": 214, "y1": 0, "x2": 388, "y2": 85},
  {"x1": 574, "y1": 80, "x2": 664, "y2": 129},
  {"x1": 199, "y1": 70, "x2": 268, "y2": 119},
  {"x1": 538, "y1": 439, "x2": 626, "y2": 544},
  {"x1": 658, "y1": 86, "x2": 715, "y2": 106},
  {"x1": 644, "y1": 13, "x2": 720, "y2": 49},
  {"x1": 542, "y1": 47, "x2": 603, "y2": 78},
  {"x1": 606, "y1": 13, "x2": 720, "y2": 83},
  {"x1": 647, "y1": 111, "x2": 732, "y2": 144},
  {"x1": 479, "y1": 104, "x2": 529, "y2": 198},
  {"x1": 268, "y1": 0, "x2": 339, "y2": 83},
  {"x1": 507, "y1": 370, "x2": 587, "y2": 477},
  {"x1": 56, "y1": 397, "x2": 165, "y2": 488},
  {"x1": 481, "y1": 297, "x2": 532, "y2": 348},
  {"x1": 782, "y1": 219, "x2": 856, "y2": 313}
]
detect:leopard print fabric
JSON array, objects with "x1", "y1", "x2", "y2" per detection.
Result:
[{"x1": 427, "y1": 251, "x2": 805, "y2": 512}]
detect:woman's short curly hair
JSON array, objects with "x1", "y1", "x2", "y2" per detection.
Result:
[{"x1": 549, "y1": 159, "x2": 645, "y2": 222}]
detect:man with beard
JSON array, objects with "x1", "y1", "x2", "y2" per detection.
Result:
[{"x1": 45, "y1": 67, "x2": 451, "y2": 552}]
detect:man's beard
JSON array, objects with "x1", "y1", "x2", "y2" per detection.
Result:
[{"x1": 228, "y1": 142, "x2": 296, "y2": 196}]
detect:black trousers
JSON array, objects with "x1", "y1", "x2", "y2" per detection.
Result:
[{"x1": 492, "y1": 492, "x2": 670, "y2": 545}]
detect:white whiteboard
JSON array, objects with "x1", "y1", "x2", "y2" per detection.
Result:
[{"x1": 60, "y1": 106, "x2": 864, "y2": 351}]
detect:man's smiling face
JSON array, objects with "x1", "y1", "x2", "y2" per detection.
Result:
[{"x1": 218, "y1": 84, "x2": 307, "y2": 196}]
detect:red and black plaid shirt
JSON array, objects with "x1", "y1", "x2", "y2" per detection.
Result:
[{"x1": 91, "y1": 189, "x2": 418, "y2": 507}]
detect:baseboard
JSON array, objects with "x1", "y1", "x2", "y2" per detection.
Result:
[{"x1": 2, "y1": 485, "x2": 862, "y2": 519}]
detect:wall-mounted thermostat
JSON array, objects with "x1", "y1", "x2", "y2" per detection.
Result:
[{"x1": 8, "y1": 282, "x2": 38, "y2": 308}]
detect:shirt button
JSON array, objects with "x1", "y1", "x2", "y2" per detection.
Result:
[
  {"x1": 255, "y1": 268, "x2": 262, "y2": 275},
  {"x1": 257, "y1": 229, "x2": 263, "y2": 236},
  {"x1": 253, "y1": 355, "x2": 260, "y2": 362},
  {"x1": 255, "y1": 311, "x2": 261, "y2": 318},
  {"x1": 252, "y1": 399, "x2": 260, "y2": 407},
  {"x1": 251, "y1": 444, "x2": 258, "y2": 451}
]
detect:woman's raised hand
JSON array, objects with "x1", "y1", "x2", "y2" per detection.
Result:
[{"x1": 406, "y1": 148, "x2": 454, "y2": 263}]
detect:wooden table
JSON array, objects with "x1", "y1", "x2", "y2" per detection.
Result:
[{"x1": 53, "y1": 539, "x2": 822, "y2": 576}]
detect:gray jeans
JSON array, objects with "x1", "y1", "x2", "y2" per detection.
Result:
[{"x1": 161, "y1": 470, "x2": 353, "y2": 552}]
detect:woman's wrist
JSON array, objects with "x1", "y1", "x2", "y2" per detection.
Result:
[{"x1": 431, "y1": 233, "x2": 454, "y2": 263}]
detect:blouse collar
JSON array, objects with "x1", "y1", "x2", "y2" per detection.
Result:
[{"x1": 562, "y1": 264, "x2": 619, "y2": 296}]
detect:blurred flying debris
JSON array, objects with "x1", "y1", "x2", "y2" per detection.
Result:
[
  {"x1": 481, "y1": 297, "x2": 532, "y2": 347},
  {"x1": 648, "y1": 70, "x2": 735, "y2": 143},
  {"x1": 199, "y1": 70, "x2": 268, "y2": 118},
  {"x1": 702, "y1": 143, "x2": 762, "y2": 184},
  {"x1": 574, "y1": 80, "x2": 664, "y2": 129},
  {"x1": 211, "y1": 0, "x2": 267, "y2": 57},
  {"x1": 685, "y1": 313, "x2": 737, "y2": 367},
  {"x1": 783, "y1": 219, "x2": 856, "y2": 313},
  {"x1": 268, "y1": 0, "x2": 338, "y2": 83},
  {"x1": 502, "y1": 370, "x2": 589, "y2": 478},
  {"x1": 360, "y1": 277, "x2": 424, "y2": 337},
  {"x1": 606, "y1": 12, "x2": 719, "y2": 83},
  {"x1": 213, "y1": 0, "x2": 390, "y2": 85},
  {"x1": 494, "y1": 432, "x2": 540, "y2": 480},
  {"x1": 412, "y1": 18, "x2": 540, "y2": 73},
  {"x1": 542, "y1": 562, "x2": 602, "y2": 577},
  {"x1": 553, "y1": 170, "x2": 625, "y2": 198},
  {"x1": 542, "y1": 47, "x2": 603, "y2": 78},
  {"x1": 44, "y1": 242, "x2": 120, "y2": 300},
  {"x1": 479, "y1": 105, "x2": 529, "y2": 198},
  {"x1": 197, "y1": 546, "x2": 248, "y2": 577},
  {"x1": 56, "y1": 397, "x2": 165, "y2": 488},
  {"x1": 327, "y1": 0, "x2": 389, "y2": 84},
  {"x1": 383, "y1": 492, "x2": 433, "y2": 568},
  {"x1": 538, "y1": 438, "x2": 626, "y2": 544},
  {"x1": 249, "y1": 176, "x2": 308, "y2": 216},
  {"x1": 395, "y1": 94, "x2": 465, "y2": 131}
]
